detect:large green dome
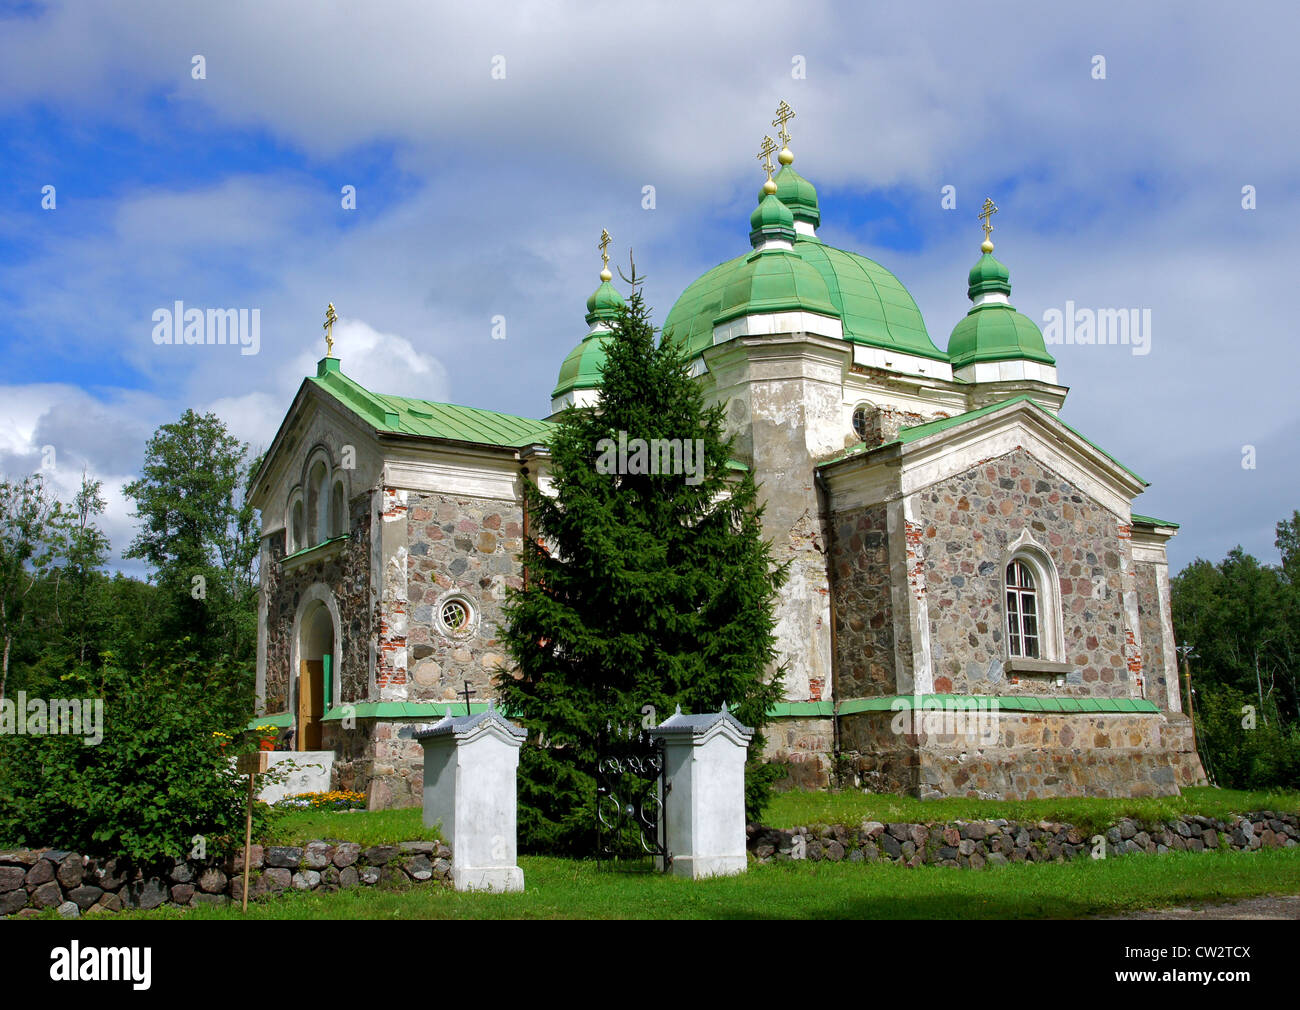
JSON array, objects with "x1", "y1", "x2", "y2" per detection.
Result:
[{"x1": 664, "y1": 234, "x2": 942, "y2": 361}]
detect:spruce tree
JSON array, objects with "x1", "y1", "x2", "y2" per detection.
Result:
[{"x1": 497, "y1": 278, "x2": 787, "y2": 854}]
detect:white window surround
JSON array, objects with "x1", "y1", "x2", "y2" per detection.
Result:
[{"x1": 999, "y1": 531, "x2": 1067, "y2": 672}]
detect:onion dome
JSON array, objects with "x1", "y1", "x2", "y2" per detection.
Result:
[
  {"x1": 552, "y1": 238, "x2": 627, "y2": 406},
  {"x1": 947, "y1": 229, "x2": 1055, "y2": 374},
  {"x1": 749, "y1": 192, "x2": 796, "y2": 248}
]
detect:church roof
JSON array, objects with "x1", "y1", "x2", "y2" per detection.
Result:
[{"x1": 311, "y1": 358, "x2": 554, "y2": 448}]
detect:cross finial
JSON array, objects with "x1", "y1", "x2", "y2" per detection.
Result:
[
  {"x1": 458, "y1": 679, "x2": 477, "y2": 717},
  {"x1": 598, "y1": 228, "x2": 613, "y2": 282},
  {"x1": 772, "y1": 100, "x2": 795, "y2": 148},
  {"x1": 758, "y1": 135, "x2": 778, "y2": 189},
  {"x1": 323, "y1": 302, "x2": 338, "y2": 357},
  {"x1": 978, "y1": 197, "x2": 998, "y2": 252}
]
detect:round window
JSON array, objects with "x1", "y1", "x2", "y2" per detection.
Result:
[
  {"x1": 852, "y1": 405, "x2": 871, "y2": 441},
  {"x1": 435, "y1": 593, "x2": 477, "y2": 638}
]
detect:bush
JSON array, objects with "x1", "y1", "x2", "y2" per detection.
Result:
[{"x1": 0, "y1": 657, "x2": 273, "y2": 863}]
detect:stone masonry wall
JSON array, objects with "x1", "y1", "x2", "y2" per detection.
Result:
[
  {"x1": 915, "y1": 448, "x2": 1132, "y2": 697},
  {"x1": 747, "y1": 811, "x2": 1298, "y2": 868},
  {"x1": 263, "y1": 492, "x2": 375, "y2": 712},
  {"x1": 828, "y1": 503, "x2": 896, "y2": 699},
  {"x1": 405, "y1": 493, "x2": 524, "y2": 705},
  {"x1": 0, "y1": 839, "x2": 452, "y2": 918}
]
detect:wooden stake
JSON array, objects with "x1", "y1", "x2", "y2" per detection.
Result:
[{"x1": 236, "y1": 751, "x2": 269, "y2": 913}]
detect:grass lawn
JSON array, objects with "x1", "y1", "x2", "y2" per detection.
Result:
[
  {"x1": 110, "y1": 848, "x2": 1300, "y2": 920},
  {"x1": 258, "y1": 786, "x2": 1300, "y2": 849},
  {"x1": 763, "y1": 786, "x2": 1300, "y2": 835}
]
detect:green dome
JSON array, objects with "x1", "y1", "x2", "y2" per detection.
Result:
[
  {"x1": 552, "y1": 329, "x2": 613, "y2": 400},
  {"x1": 715, "y1": 248, "x2": 839, "y2": 327},
  {"x1": 948, "y1": 252, "x2": 1055, "y2": 371},
  {"x1": 749, "y1": 193, "x2": 795, "y2": 247},
  {"x1": 967, "y1": 252, "x2": 1011, "y2": 299},
  {"x1": 554, "y1": 280, "x2": 626, "y2": 400},
  {"x1": 664, "y1": 237, "x2": 941, "y2": 361},
  {"x1": 585, "y1": 279, "x2": 626, "y2": 326},
  {"x1": 774, "y1": 165, "x2": 819, "y2": 227}
]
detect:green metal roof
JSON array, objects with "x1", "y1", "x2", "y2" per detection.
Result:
[
  {"x1": 715, "y1": 247, "x2": 839, "y2": 327},
  {"x1": 309, "y1": 358, "x2": 554, "y2": 448},
  {"x1": 817, "y1": 395, "x2": 1146, "y2": 486},
  {"x1": 1131, "y1": 514, "x2": 1181, "y2": 529},
  {"x1": 774, "y1": 164, "x2": 820, "y2": 226}
]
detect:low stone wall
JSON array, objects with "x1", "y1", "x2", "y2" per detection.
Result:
[
  {"x1": 0, "y1": 838, "x2": 452, "y2": 918},
  {"x1": 747, "y1": 811, "x2": 1299, "y2": 867}
]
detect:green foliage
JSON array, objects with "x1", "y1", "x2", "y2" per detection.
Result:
[
  {"x1": 123, "y1": 409, "x2": 260, "y2": 664},
  {"x1": 1171, "y1": 515, "x2": 1300, "y2": 790},
  {"x1": 0, "y1": 655, "x2": 267, "y2": 863},
  {"x1": 496, "y1": 282, "x2": 787, "y2": 854}
]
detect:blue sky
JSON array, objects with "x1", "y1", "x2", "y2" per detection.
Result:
[{"x1": 1, "y1": 0, "x2": 1297, "y2": 577}]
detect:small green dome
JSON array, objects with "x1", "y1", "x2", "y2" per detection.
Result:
[
  {"x1": 552, "y1": 330, "x2": 613, "y2": 400},
  {"x1": 585, "y1": 279, "x2": 626, "y2": 326},
  {"x1": 967, "y1": 252, "x2": 1011, "y2": 299},
  {"x1": 715, "y1": 248, "x2": 839, "y2": 327},
  {"x1": 749, "y1": 193, "x2": 796, "y2": 247},
  {"x1": 774, "y1": 165, "x2": 819, "y2": 227},
  {"x1": 948, "y1": 252, "x2": 1055, "y2": 371}
]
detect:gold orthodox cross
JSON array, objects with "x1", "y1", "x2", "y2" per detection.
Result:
[
  {"x1": 598, "y1": 229, "x2": 612, "y2": 272},
  {"x1": 979, "y1": 197, "x2": 998, "y2": 242},
  {"x1": 772, "y1": 100, "x2": 795, "y2": 147},
  {"x1": 757, "y1": 135, "x2": 778, "y2": 180},
  {"x1": 323, "y1": 302, "x2": 338, "y2": 357}
]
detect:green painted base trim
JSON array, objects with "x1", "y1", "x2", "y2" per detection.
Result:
[
  {"x1": 321, "y1": 701, "x2": 493, "y2": 722},
  {"x1": 248, "y1": 713, "x2": 295, "y2": 729},
  {"x1": 766, "y1": 695, "x2": 1160, "y2": 718}
]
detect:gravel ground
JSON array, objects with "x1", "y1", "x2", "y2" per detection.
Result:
[{"x1": 1104, "y1": 894, "x2": 1300, "y2": 919}]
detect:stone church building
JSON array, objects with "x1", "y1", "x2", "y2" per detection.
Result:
[{"x1": 249, "y1": 122, "x2": 1205, "y2": 809}]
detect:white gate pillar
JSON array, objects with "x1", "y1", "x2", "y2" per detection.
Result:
[
  {"x1": 415, "y1": 704, "x2": 526, "y2": 893},
  {"x1": 650, "y1": 705, "x2": 754, "y2": 879}
]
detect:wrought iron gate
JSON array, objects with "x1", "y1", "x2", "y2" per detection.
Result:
[{"x1": 595, "y1": 725, "x2": 670, "y2": 870}]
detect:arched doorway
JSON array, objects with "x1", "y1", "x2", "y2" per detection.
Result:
[{"x1": 298, "y1": 601, "x2": 334, "y2": 751}]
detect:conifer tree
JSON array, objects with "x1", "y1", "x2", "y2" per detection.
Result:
[{"x1": 497, "y1": 276, "x2": 787, "y2": 854}]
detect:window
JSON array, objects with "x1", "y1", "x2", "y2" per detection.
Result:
[
  {"x1": 310, "y1": 461, "x2": 329, "y2": 546},
  {"x1": 436, "y1": 592, "x2": 477, "y2": 638},
  {"x1": 290, "y1": 498, "x2": 305, "y2": 553},
  {"x1": 1005, "y1": 559, "x2": 1040, "y2": 658},
  {"x1": 851, "y1": 404, "x2": 870, "y2": 441}
]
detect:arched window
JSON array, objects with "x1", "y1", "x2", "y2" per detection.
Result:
[
  {"x1": 310, "y1": 461, "x2": 329, "y2": 546},
  {"x1": 291, "y1": 498, "x2": 305, "y2": 553},
  {"x1": 1005, "y1": 559, "x2": 1040, "y2": 658}
]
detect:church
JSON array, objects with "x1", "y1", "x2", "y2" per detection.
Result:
[{"x1": 248, "y1": 105, "x2": 1205, "y2": 809}]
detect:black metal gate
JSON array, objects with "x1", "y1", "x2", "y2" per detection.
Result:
[{"x1": 595, "y1": 725, "x2": 670, "y2": 870}]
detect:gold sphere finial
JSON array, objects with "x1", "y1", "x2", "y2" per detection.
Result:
[
  {"x1": 763, "y1": 178, "x2": 778, "y2": 195},
  {"x1": 600, "y1": 267, "x2": 613, "y2": 282},
  {"x1": 778, "y1": 146, "x2": 793, "y2": 166},
  {"x1": 981, "y1": 238, "x2": 994, "y2": 254}
]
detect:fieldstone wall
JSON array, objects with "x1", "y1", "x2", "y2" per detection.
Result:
[
  {"x1": 747, "y1": 811, "x2": 1299, "y2": 867},
  {"x1": 764, "y1": 717, "x2": 834, "y2": 790},
  {"x1": 828, "y1": 503, "x2": 896, "y2": 698},
  {"x1": 914, "y1": 448, "x2": 1132, "y2": 697},
  {"x1": 839, "y1": 709, "x2": 1196, "y2": 800},
  {"x1": 405, "y1": 493, "x2": 523, "y2": 706},
  {"x1": 0, "y1": 838, "x2": 452, "y2": 918},
  {"x1": 263, "y1": 492, "x2": 375, "y2": 712}
]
